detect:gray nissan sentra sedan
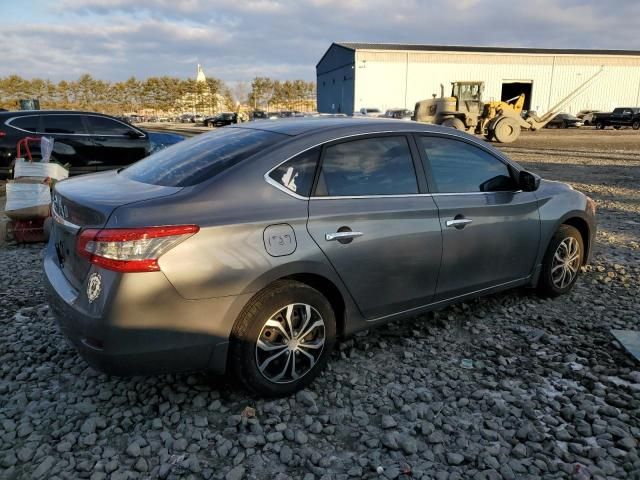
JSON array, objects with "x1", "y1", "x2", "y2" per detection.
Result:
[{"x1": 45, "y1": 118, "x2": 596, "y2": 396}]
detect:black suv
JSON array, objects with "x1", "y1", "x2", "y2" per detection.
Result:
[
  {"x1": 0, "y1": 110, "x2": 150, "y2": 178},
  {"x1": 203, "y1": 112, "x2": 237, "y2": 127},
  {"x1": 595, "y1": 107, "x2": 640, "y2": 130}
]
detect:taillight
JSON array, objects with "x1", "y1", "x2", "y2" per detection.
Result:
[
  {"x1": 0, "y1": 131, "x2": 6, "y2": 138},
  {"x1": 77, "y1": 225, "x2": 199, "y2": 273}
]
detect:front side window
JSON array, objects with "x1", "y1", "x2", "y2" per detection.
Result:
[
  {"x1": 123, "y1": 127, "x2": 285, "y2": 187},
  {"x1": 315, "y1": 136, "x2": 418, "y2": 196},
  {"x1": 269, "y1": 147, "x2": 320, "y2": 197},
  {"x1": 86, "y1": 116, "x2": 136, "y2": 136},
  {"x1": 419, "y1": 136, "x2": 516, "y2": 193},
  {"x1": 10, "y1": 116, "x2": 39, "y2": 132},
  {"x1": 41, "y1": 115, "x2": 86, "y2": 135}
]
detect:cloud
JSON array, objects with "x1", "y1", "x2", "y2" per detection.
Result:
[{"x1": 1, "y1": 0, "x2": 639, "y2": 82}]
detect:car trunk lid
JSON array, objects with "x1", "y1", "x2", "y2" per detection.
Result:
[{"x1": 51, "y1": 170, "x2": 182, "y2": 289}]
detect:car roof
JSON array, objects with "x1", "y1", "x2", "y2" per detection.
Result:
[
  {"x1": 0, "y1": 110, "x2": 115, "y2": 117},
  {"x1": 230, "y1": 117, "x2": 443, "y2": 136}
]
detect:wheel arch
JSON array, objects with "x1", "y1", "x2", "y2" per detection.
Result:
[
  {"x1": 561, "y1": 216, "x2": 592, "y2": 265},
  {"x1": 280, "y1": 272, "x2": 347, "y2": 338}
]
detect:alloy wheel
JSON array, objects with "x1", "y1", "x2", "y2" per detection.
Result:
[
  {"x1": 551, "y1": 237, "x2": 581, "y2": 289},
  {"x1": 255, "y1": 303, "x2": 326, "y2": 384}
]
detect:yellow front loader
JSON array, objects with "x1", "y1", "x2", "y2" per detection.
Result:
[{"x1": 414, "y1": 67, "x2": 604, "y2": 143}]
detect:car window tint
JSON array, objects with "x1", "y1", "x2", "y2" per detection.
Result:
[
  {"x1": 269, "y1": 147, "x2": 319, "y2": 197},
  {"x1": 123, "y1": 127, "x2": 285, "y2": 187},
  {"x1": 86, "y1": 116, "x2": 134, "y2": 135},
  {"x1": 10, "y1": 116, "x2": 39, "y2": 132},
  {"x1": 419, "y1": 136, "x2": 515, "y2": 193},
  {"x1": 41, "y1": 115, "x2": 86, "y2": 134},
  {"x1": 315, "y1": 136, "x2": 418, "y2": 196}
]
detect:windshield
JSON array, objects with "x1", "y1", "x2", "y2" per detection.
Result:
[{"x1": 122, "y1": 127, "x2": 285, "y2": 187}]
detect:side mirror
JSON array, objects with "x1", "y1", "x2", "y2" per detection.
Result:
[
  {"x1": 125, "y1": 130, "x2": 144, "y2": 139},
  {"x1": 519, "y1": 170, "x2": 540, "y2": 192}
]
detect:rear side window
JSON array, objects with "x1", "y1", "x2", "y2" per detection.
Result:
[
  {"x1": 269, "y1": 147, "x2": 320, "y2": 197},
  {"x1": 315, "y1": 136, "x2": 418, "y2": 196},
  {"x1": 123, "y1": 127, "x2": 285, "y2": 187},
  {"x1": 419, "y1": 136, "x2": 516, "y2": 193},
  {"x1": 86, "y1": 116, "x2": 135, "y2": 136},
  {"x1": 10, "y1": 116, "x2": 39, "y2": 132},
  {"x1": 41, "y1": 115, "x2": 86, "y2": 134}
]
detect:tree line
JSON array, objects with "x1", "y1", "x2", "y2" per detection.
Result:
[
  {"x1": 248, "y1": 77, "x2": 316, "y2": 112},
  {"x1": 0, "y1": 74, "x2": 317, "y2": 115}
]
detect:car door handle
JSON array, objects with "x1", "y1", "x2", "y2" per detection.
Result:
[
  {"x1": 446, "y1": 218, "x2": 473, "y2": 228},
  {"x1": 325, "y1": 231, "x2": 363, "y2": 242},
  {"x1": 94, "y1": 136, "x2": 107, "y2": 141}
]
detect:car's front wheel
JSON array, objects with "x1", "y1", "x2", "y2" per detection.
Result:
[
  {"x1": 538, "y1": 225, "x2": 584, "y2": 297},
  {"x1": 229, "y1": 280, "x2": 336, "y2": 397}
]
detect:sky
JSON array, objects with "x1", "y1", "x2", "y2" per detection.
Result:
[{"x1": 1, "y1": 0, "x2": 639, "y2": 84}]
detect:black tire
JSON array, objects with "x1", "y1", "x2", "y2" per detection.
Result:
[
  {"x1": 441, "y1": 117, "x2": 465, "y2": 130},
  {"x1": 537, "y1": 225, "x2": 584, "y2": 297},
  {"x1": 595, "y1": 122, "x2": 605, "y2": 130},
  {"x1": 229, "y1": 280, "x2": 336, "y2": 397},
  {"x1": 493, "y1": 117, "x2": 520, "y2": 143},
  {"x1": 633, "y1": 121, "x2": 640, "y2": 130}
]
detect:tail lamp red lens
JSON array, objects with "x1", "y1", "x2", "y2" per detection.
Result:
[{"x1": 77, "y1": 225, "x2": 199, "y2": 273}]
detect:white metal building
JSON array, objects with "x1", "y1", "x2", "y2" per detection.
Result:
[{"x1": 316, "y1": 42, "x2": 640, "y2": 115}]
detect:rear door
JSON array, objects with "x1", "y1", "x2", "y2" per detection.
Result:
[
  {"x1": 40, "y1": 114, "x2": 96, "y2": 173},
  {"x1": 416, "y1": 135, "x2": 540, "y2": 300},
  {"x1": 609, "y1": 108, "x2": 625, "y2": 126},
  {"x1": 85, "y1": 115, "x2": 148, "y2": 169},
  {"x1": 306, "y1": 134, "x2": 442, "y2": 319}
]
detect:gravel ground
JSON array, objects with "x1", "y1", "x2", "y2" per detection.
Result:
[{"x1": 1, "y1": 131, "x2": 639, "y2": 480}]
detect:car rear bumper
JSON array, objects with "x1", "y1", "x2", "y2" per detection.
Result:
[{"x1": 43, "y1": 244, "x2": 251, "y2": 376}]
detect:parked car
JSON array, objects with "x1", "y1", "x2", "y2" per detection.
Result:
[
  {"x1": 251, "y1": 110, "x2": 268, "y2": 120},
  {"x1": 595, "y1": 107, "x2": 640, "y2": 130},
  {"x1": 203, "y1": 112, "x2": 237, "y2": 127},
  {"x1": 45, "y1": 118, "x2": 596, "y2": 396},
  {"x1": 576, "y1": 109, "x2": 600, "y2": 120},
  {"x1": 355, "y1": 107, "x2": 382, "y2": 117},
  {"x1": 581, "y1": 111, "x2": 602, "y2": 126},
  {"x1": 545, "y1": 113, "x2": 584, "y2": 128},
  {"x1": 0, "y1": 110, "x2": 150, "y2": 178},
  {"x1": 384, "y1": 108, "x2": 414, "y2": 120}
]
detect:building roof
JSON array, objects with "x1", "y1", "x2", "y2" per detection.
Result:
[{"x1": 332, "y1": 42, "x2": 640, "y2": 57}]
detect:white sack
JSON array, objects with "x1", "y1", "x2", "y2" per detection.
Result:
[
  {"x1": 4, "y1": 182, "x2": 51, "y2": 220},
  {"x1": 40, "y1": 136, "x2": 54, "y2": 163},
  {"x1": 14, "y1": 158, "x2": 69, "y2": 181}
]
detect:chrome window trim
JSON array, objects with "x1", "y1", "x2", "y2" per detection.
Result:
[
  {"x1": 312, "y1": 193, "x2": 435, "y2": 200},
  {"x1": 5, "y1": 115, "x2": 40, "y2": 134},
  {"x1": 263, "y1": 129, "x2": 523, "y2": 200},
  {"x1": 8, "y1": 113, "x2": 146, "y2": 138},
  {"x1": 84, "y1": 114, "x2": 147, "y2": 138}
]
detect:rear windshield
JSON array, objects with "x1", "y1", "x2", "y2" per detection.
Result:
[{"x1": 122, "y1": 127, "x2": 285, "y2": 187}]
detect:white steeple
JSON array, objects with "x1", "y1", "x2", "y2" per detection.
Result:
[{"x1": 196, "y1": 64, "x2": 207, "y2": 83}]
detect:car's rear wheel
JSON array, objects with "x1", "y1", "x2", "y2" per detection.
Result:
[
  {"x1": 229, "y1": 280, "x2": 336, "y2": 397},
  {"x1": 538, "y1": 225, "x2": 584, "y2": 297},
  {"x1": 632, "y1": 121, "x2": 640, "y2": 130},
  {"x1": 595, "y1": 122, "x2": 605, "y2": 130}
]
